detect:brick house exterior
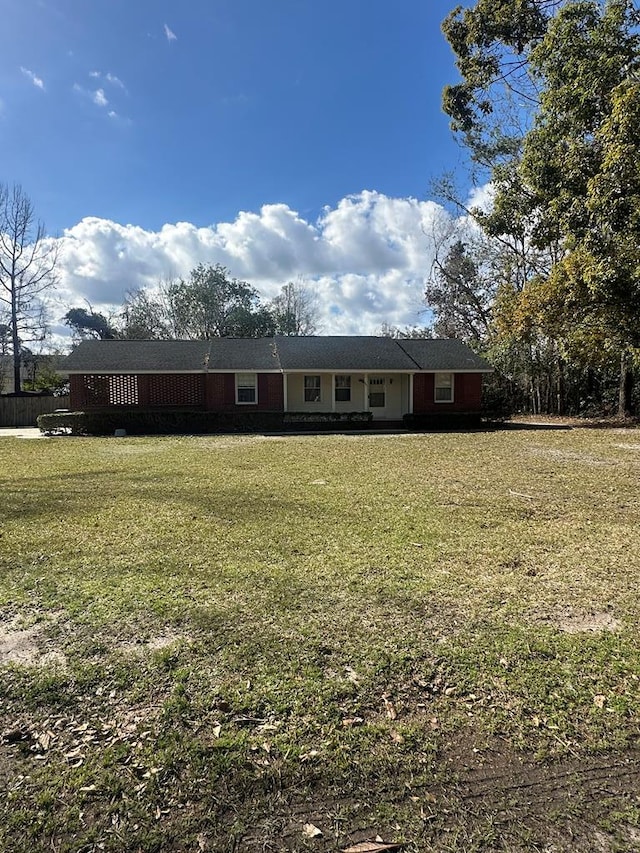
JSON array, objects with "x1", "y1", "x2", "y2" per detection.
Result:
[{"x1": 64, "y1": 336, "x2": 492, "y2": 423}]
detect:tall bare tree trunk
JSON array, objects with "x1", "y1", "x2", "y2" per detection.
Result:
[
  {"x1": 11, "y1": 288, "x2": 21, "y2": 393},
  {"x1": 618, "y1": 350, "x2": 634, "y2": 417}
]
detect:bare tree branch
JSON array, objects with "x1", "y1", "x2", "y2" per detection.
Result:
[{"x1": 0, "y1": 183, "x2": 59, "y2": 392}]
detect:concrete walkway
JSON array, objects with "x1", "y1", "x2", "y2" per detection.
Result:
[{"x1": 0, "y1": 427, "x2": 44, "y2": 438}]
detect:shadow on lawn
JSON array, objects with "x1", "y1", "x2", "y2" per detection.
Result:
[{"x1": 0, "y1": 468, "x2": 350, "y2": 527}]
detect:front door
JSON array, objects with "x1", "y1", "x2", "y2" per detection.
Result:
[{"x1": 368, "y1": 377, "x2": 386, "y2": 416}]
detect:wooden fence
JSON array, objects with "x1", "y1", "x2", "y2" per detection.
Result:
[{"x1": 0, "y1": 396, "x2": 71, "y2": 428}]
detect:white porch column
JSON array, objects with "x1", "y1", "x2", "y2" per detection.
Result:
[
  {"x1": 363, "y1": 373, "x2": 369, "y2": 411},
  {"x1": 283, "y1": 373, "x2": 288, "y2": 412},
  {"x1": 409, "y1": 374, "x2": 414, "y2": 414},
  {"x1": 331, "y1": 374, "x2": 336, "y2": 412}
]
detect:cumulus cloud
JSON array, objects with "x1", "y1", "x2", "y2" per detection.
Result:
[
  {"x1": 52, "y1": 191, "x2": 470, "y2": 338},
  {"x1": 20, "y1": 67, "x2": 45, "y2": 90},
  {"x1": 164, "y1": 23, "x2": 177, "y2": 42},
  {"x1": 467, "y1": 183, "x2": 495, "y2": 214}
]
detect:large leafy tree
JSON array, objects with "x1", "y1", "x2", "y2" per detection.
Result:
[
  {"x1": 268, "y1": 280, "x2": 318, "y2": 336},
  {"x1": 166, "y1": 264, "x2": 276, "y2": 339},
  {"x1": 442, "y1": 0, "x2": 640, "y2": 415},
  {"x1": 120, "y1": 287, "x2": 173, "y2": 340},
  {"x1": 117, "y1": 264, "x2": 277, "y2": 340}
]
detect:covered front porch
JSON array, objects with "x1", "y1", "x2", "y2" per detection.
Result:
[{"x1": 282, "y1": 372, "x2": 414, "y2": 420}]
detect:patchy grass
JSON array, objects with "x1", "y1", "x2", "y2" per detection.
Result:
[{"x1": 1, "y1": 427, "x2": 640, "y2": 852}]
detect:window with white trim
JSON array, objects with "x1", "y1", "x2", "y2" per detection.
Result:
[
  {"x1": 236, "y1": 373, "x2": 257, "y2": 404},
  {"x1": 334, "y1": 375, "x2": 351, "y2": 402},
  {"x1": 434, "y1": 372, "x2": 454, "y2": 402},
  {"x1": 304, "y1": 375, "x2": 321, "y2": 402}
]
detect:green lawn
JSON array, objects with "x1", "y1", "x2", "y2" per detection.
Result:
[{"x1": 1, "y1": 428, "x2": 639, "y2": 852}]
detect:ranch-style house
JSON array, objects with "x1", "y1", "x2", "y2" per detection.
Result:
[{"x1": 63, "y1": 336, "x2": 493, "y2": 425}]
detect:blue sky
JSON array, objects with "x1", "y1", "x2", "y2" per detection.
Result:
[{"x1": 1, "y1": 0, "x2": 476, "y2": 338}]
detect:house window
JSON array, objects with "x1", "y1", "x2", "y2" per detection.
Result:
[
  {"x1": 434, "y1": 372, "x2": 454, "y2": 402},
  {"x1": 335, "y1": 375, "x2": 351, "y2": 402},
  {"x1": 304, "y1": 375, "x2": 321, "y2": 402},
  {"x1": 236, "y1": 373, "x2": 257, "y2": 404}
]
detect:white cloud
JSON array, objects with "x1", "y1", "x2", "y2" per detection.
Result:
[
  {"x1": 105, "y1": 73, "x2": 126, "y2": 90},
  {"x1": 20, "y1": 67, "x2": 45, "y2": 90},
  {"x1": 164, "y1": 23, "x2": 177, "y2": 42},
  {"x1": 467, "y1": 183, "x2": 495, "y2": 213},
  {"x1": 93, "y1": 88, "x2": 108, "y2": 107},
  {"x1": 90, "y1": 70, "x2": 127, "y2": 92},
  {"x1": 52, "y1": 191, "x2": 465, "y2": 337}
]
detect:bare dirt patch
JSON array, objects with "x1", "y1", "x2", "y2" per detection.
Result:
[
  {"x1": 0, "y1": 616, "x2": 66, "y2": 668},
  {"x1": 117, "y1": 631, "x2": 192, "y2": 656},
  {"x1": 529, "y1": 606, "x2": 621, "y2": 634},
  {"x1": 230, "y1": 738, "x2": 640, "y2": 852}
]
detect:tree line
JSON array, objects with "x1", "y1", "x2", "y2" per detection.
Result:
[
  {"x1": 422, "y1": 0, "x2": 640, "y2": 417},
  {"x1": 63, "y1": 270, "x2": 318, "y2": 344}
]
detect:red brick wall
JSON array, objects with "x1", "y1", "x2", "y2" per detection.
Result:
[
  {"x1": 70, "y1": 374, "x2": 90, "y2": 408},
  {"x1": 258, "y1": 374, "x2": 284, "y2": 410},
  {"x1": 139, "y1": 374, "x2": 205, "y2": 406},
  {"x1": 413, "y1": 373, "x2": 483, "y2": 413},
  {"x1": 205, "y1": 373, "x2": 235, "y2": 410},
  {"x1": 205, "y1": 373, "x2": 284, "y2": 411}
]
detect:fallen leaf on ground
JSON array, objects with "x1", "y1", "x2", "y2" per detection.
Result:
[
  {"x1": 342, "y1": 717, "x2": 364, "y2": 727},
  {"x1": 382, "y1": 694, "x2": 397, "y2": 720},
  {"x1": 303, "y1": 823, "x2": 323, "y2": 838},
  {"x1": 342, "y1": 841, "x2": 404, "y2": 852}
]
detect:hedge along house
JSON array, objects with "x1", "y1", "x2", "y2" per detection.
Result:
[{"x1": 63, "y1": 336, "x2": 493, "y2": 428}]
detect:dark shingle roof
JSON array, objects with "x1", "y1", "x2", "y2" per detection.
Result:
[
  {"x1": 64, "y1": 340, "x2": 212, "y2": 372},
  {"x1": 397, "y1": 339, "x2": 494, "y2": 372},
  {"x1": 64, "y1": 337, "x2": 493, "y2": 373},
  {"x1": 206, "y1": 338, "x2": 280, "y2": 370},
  {"x1": 275, "y1": 336, "x2": 418, "y2": 371}
]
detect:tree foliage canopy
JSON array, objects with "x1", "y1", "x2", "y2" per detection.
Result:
[
  {"x1": 439, "y1": 0, "x2": 640, "y2": 415},
  {"x1": 63, "y1": 307, "x2": 117, "y2": 341},
  {"x1": 116, "y1": 264, "x2": 319, "y2": 341}
]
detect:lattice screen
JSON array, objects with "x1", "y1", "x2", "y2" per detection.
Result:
[
  {"x1": 148, "y1": 374, "x2": 203, "y2": 406},
  {"x1": 108, "y1": 375, "x2": 139, "y2": 406},
  {"x1": 82, "y1": 375, "x2": 110, "y2": 406}
]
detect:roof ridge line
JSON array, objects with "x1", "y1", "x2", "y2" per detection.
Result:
[
  {"x1": 270, "y1": 336, "x2": 283, "y2": 371},
  {"x1": 393, "y1": 338, "x2": 423, "y2": 370}
]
